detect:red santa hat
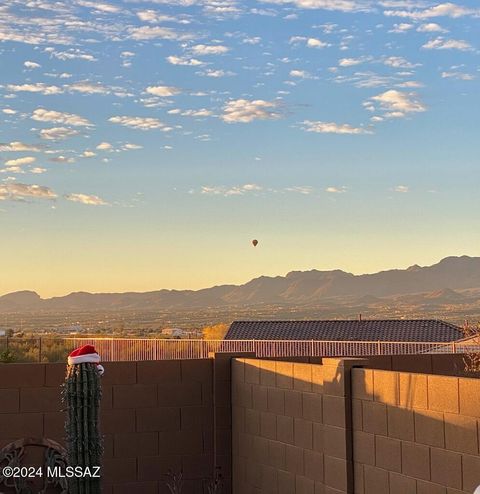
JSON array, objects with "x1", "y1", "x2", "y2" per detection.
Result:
[{"x1": 68, "y1": 345, "x2": 104, "y2": 375}]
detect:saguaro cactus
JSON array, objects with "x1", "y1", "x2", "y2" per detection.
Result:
[{"x1": 63, "y1": 345, "x2": 104, "y2": 494}]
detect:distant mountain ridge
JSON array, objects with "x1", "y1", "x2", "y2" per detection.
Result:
[{"x1": 2, "y1": 255, "x2": 480, "y2": 312}]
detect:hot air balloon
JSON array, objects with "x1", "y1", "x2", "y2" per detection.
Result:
[{"x1": 252, "y1": 239, "x2": 258, "y2": 247}]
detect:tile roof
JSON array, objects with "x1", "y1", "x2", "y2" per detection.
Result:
[{"x1": 225, "y1": 319, "x2": 462, "y2": 342}]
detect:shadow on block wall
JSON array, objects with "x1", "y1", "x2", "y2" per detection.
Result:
[{"x1": 231, "y1": 355, "x2": 480, "y2": 494}]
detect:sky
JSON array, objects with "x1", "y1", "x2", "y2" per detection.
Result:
[{"x1": 0, "y1": 0, "x2": 479, "y2": 297}]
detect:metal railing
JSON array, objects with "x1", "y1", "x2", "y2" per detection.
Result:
[{"x1": 0, "y1": 337, "x2": 471, "y2": 363}]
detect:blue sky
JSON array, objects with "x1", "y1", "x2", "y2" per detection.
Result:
[{"x1": 0, "y1": 0, "x2": 479, "y2": 296}]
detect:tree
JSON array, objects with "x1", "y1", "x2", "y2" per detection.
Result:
[
  {"x1": 202, "y1": 323, "x2": 229, "y2": 340},
  {"x1": 462, "y1": 322, "x2": 480, "y2": 373}
]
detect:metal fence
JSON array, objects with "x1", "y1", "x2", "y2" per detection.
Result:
[{"x1": 0, "y1": 337, "x2": 473, "y2": 363}]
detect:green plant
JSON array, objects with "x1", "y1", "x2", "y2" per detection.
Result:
[
  {"x1": 62, "y1": 363, "x2": 103, "y2": 494},
  {"x1": 0, "y1": 348, "x2": 17, "y2": 363}
]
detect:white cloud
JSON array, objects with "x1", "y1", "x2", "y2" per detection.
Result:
[
  {"x1": 191, "y1": 44, "x2": 229, "y2": 55},
  {"x1": 5, "y1": 157, "x2": 36, "y2": 167},
  {"x1": 394, "y1": 185, "x2": 409, "y2": 193},
  {"x1": 166, "y1": 55, "x2": 204, "y2": 66},
  {"x1": 109, "y1": 116, "x2": 170, "y2": 130},
  {"x1": 145, "y1": 85, "x2": 182, "y2": 97},
  {"x1": 302, "y1": 120, "x2": 371, "y2": 134},
  {"x1": 307, "y1": 37, "x2": 328, "y2": 48},
  {"x1": 0, "y1": 183, "x2": 57, "y2": 201},
  {"x1": 39, "y1": 127, "x2": 80, "y2": 141},
  {"x1": 389, "y1": 22, "x2": 414, "y2": 33},
  {"x1": 222, "y1": 99, "x2": 281, "y2": 123},
  {"x1": 67, "y1": 82, "x2": 110, "y2": 94},
  {"x1": 368, "y1": 89, "x2": 426, "y2": 118},
  {"x1": 30, "y1": 167, "x2": 47, "y2": 174},
  {"x1": 290, "y1": 69, "x2": 312, "y2": 78},
  {"x1": 172, "y1": 108, "x2": 214, "y2": 117},
  {"x1": 76, "y1": 0, "x2": 122, "y2": 13},
  {"x1": 326, "y1": 186, "x2": 347, "y2": 193},
  {"x1": 96, "y1": 142, "x2": 113, "y2": 150},
  {"x1": 384, "y1": 3, "x2": 480, "y2": 19},
  {"x1": 384, "y1": 56, "x2": 421, "y2": 69},
  {"x1": 64, "y1": 193, "x2": 108, "y2": 205},
  {"x1": 198, "y1": 69, "x2": 236, "y2": 77},
  {"x1": 123, "y1": 143, "x2": 143, "y2": 150},
  {"x1": 422, "y1": 37, "x2": 472, "y2": 51},
  {"x1": 201, "y1": 183, "x2": 263, "y2": 196},
  {"x1": 289, "y1": 36, "x2": 329, "y2": 48},
  {"x1": 441, "y1": 71, "x2": 475, "y2": 80},
  {"x1": 0, "y1": 142, "x2": 41, "y2": 152},
  {"x1": 82, "y1": 151, "x2": 96, "y2": 158},
  {"x1": 32, "y1": 108, "x2": 93, "y2": 127},
  {"x1": 262, "y1": 0, "x2": 371, "y2": 12},
  {"x1": 128, "y1": 26, "x2": 193, "y2": 41},
  {"x1": 47, "y1": 49, "x2": 98, "y2": 62},
  {"x1": 284, "y1": 186, "x2": 314, "y2": 194},
  {"x1": 7, "y1": 83, "x2": 63, "y2": 95},
  {"x1": 24, "y1": 61, "x2": 41, "y2": 69},
  {"x1": 136, "y1": 10, "x2": 185, "y2": 23},
  {"x1": 339, "y1": 57, "x2": 365, "y2": 67},
  {"x1": 2, "y1": 109, "x2": 17, "y2": 115},
  {"x1": 417, "y1": 23, "x2": 448, "y2": 32}
]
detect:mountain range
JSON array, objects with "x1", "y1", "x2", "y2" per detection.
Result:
[{"x1": 2, "y1": 255, "x2": 480, "y2": 313}]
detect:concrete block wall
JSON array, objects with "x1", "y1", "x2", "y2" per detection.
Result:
[
  {"x1": 0, "y1": 360, "x2": 215, "y2": 494},
  {"x1": 231, "y1": 357, "x2": 357, "y2": 494},
  {"x1": 352, "y1": 368, "x2": 480, "y2": 494}
]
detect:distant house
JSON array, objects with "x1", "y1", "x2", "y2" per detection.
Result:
[
  {"x1": 225, "y1": 319, "x2": 463, "y2": 342},
  {"x1": 162, "y1": 328, "x2": 185, "y2": 338}
]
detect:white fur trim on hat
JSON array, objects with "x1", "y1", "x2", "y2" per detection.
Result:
[{"x1": 67, "y1": 353, "x2": 101, "y2": 365}]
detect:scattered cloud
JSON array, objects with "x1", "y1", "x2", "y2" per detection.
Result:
[
  {"x1": 166, "y1": 55, "x2": 204, "y2": 66},
  {"x1": 263, "y1": 0, "x2": 371, "y2": 13},
  {"x1": 32, "y1": 108, "x2": 93, "y2": 127},
  {"x1": 389, "y1": 22, "x2": 414, "y2": 33},
  {"x1": 383, "y1": 56, "x2": 421, "y2": 69},
  {"x1": 417, "y1": 23, "x2": 448, "y2": 33},
  {"x1": 0, "y1": 183, "x2": 57, "y2": 201},
  {"x1": 128, "y1": 26, "x2": 194, "y2": 41},
  {"x1": 0, "y1": 142, "x2": 41, "y2": 152},
  {"x1": 5, "y1": 157, "x2": 36, "y2": 167},
  {"x1": 6, "y1": 83, "x2": 62, "y2": 95},
  {"x1": 64, "y1": 193, "x2": 108, "y2": 205},
  {"x1": 24, "y1": 61, "x2": 41, "y2": 69},
  {"x1": 289, "y1": 69, "x2": 314, "y2": 79},
  {"x1": 394, "y1": 184, "x2": 409, "y2": 193},
  {"x1": 200, "y1": 183, "x2": 263, "y2": 196},
  {"x1": 384, "y1": 3, "x2": 480, "y2": 20},
  {"x1": 222, "y1": 99, "x2": 282, "y2": 123},
  {"x1": 326, "y1": 186, "x2": 347, "y2": 193},
  {"x1": 284, "y1": 186, "x2": 314, "y2": 194},
  {"x1": 145, "y1": 85, "x2": 182, "y2": 97},
  {"x1": 190, "y1": 44, "x2": 229, "y2": 55},
  {"x1": 197, "y1": 69, "x2": 236, "y2": 77},
  {"x1": 422, "y1": 37, "x2": 472, "y2": 51},
  {"x1": 108, "y1": 116, "x2": 170, "y2": 130},
  {"x1": 441, "y1": 71, "x2": 475, "y2": 80},
  {"x1": 368, "y1": 89, "x2": 426, "y2": 118},
  {"x1": 289, "y1": 36, "x2": 329, "y2": 48},
  {"x1": 39, "y1": 127, "x2": 80, "y2": 140},
  {"x1": 302, "y1": 120, "x2": 371, "y2": 134},
  {"x1": 338, "y1": 57, "x2": 367, "y2": 67},
  {"x1": 96, "y1": 142, "x2": 113, "y2": 150}
]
